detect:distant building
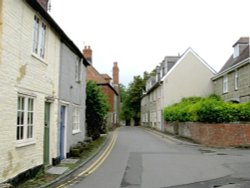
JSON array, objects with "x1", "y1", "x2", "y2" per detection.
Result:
[
  {"x1": 141, "y1": 48, "x2": 216, "y2": 130},
  {"x1": 83, "y1": 46, "x2": 120, "y2": 128},
  {"x1": 212, "y1": 37, "x2": 250, "y2": 103}
]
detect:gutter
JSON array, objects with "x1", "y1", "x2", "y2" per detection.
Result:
[{"x1": 212, "y1": 57, "x2": 250, "y2": 80}]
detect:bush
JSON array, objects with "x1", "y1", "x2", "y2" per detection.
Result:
[
  {"x1": 238, "y1": 102, "x2": 250, "y2": 121},
  {"x1": 196, "y1": 99, "x2": 239, "y2": 123},
  {"x1": 163, "y1": 95, "x2": 250, "y2": 123},
  {"x1": 86, "y1": 81, "x2": 109, "y2": 140}
]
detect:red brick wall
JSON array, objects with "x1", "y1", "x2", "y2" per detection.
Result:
[
  {"x1": 164, "y1": 122, "x2": 250, "y2": 147},
  {"x1": 100, "y1": 85, "x2": 115, "y2": 112},
  {"x1": 86, "y1": 66, "x2": 106, "y2": 83}
]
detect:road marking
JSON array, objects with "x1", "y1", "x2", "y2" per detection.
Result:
[
  {"x1": 56, "y1": 130, "x2": 119, "y2": 188},
  {"x1": 143, "y1": 128, "x2": 176, "y2": 144}
]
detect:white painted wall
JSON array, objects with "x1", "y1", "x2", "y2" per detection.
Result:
[
  {"x1": 0, "y1": 0, "x2": 60, "y2": 182},
  {"x1": 161, "y1": 48, "x2": 215, "y2": 108}
]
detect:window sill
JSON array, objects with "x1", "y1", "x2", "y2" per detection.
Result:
[
  {"x1": 32, "y1": 53, "x2": 47, "y2": 65},
  {"x1": 72, "y1": 130, "x2": 81, "y2": 135},
  {"x1": 16, "y1": 139, "x2": 36, "y2": 148}
]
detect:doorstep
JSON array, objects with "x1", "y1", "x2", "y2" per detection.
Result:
[{"x1": 46, "y1": 158, "x2": 79, "y2": 175}]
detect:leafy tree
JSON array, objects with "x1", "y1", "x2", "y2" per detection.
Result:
[
  {"x1": 86, "y1": 81, "x2": 109, "y2": 140},
  {"x1": 119, "y1": 71, "x2": 151, "y2": 126}
]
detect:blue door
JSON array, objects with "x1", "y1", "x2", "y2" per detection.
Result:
[{"x1": 60, "y1": 106, "x2": 66, "y2": 160}]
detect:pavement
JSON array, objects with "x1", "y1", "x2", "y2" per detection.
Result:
[{"x1": 38, "y1": 132, "x2": 114, "y2": 188}]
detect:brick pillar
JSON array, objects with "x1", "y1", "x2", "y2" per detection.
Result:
[{"x1": 83, "y1": 46, "x2": 92, "y2": 64}]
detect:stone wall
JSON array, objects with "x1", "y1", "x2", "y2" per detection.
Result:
[{"x1": 164, "y1": 122, "x2": 250, "y2": 147}]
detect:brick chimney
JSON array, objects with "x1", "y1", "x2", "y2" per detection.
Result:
[
  {"x1": 83, "y1": 46, "x2": 92, "y2": 64},
  {"x1": 37, "y1": 0, "x2": 50, "y2": 11},
  {"x1": 112, "y1": 62, "x2": 119, "y2": 92}
]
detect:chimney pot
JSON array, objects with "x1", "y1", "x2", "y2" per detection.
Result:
[{"x1": 83, "y1": 45, "x2": 92, "y2": 64}]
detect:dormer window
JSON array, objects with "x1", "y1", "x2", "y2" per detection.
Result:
[
  {"x1": 233, "y1": 44, "x2": 240, "y2": 58},
  {"x1": 233, "y1": 37, "x2": 249, "y2": 59}
]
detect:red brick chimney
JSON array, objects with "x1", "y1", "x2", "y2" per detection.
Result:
[
  {"x1": 83, "y1": 46, "x2": 92, "y2": 64},
  {"x1": 112, "y1": 62, "x2": 119, "y2": 92},
  {"x1": 37, "y1": 0, "x2": 50, "y2": 11}
]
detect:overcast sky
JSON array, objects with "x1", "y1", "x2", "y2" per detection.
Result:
[{"x1": 50, "y1": 0, "x2": 250, "y2": 87}]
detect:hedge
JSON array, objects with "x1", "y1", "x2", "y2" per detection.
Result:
[{"x1": 163, "y1": 95, "x2": 250, "y2": 123}]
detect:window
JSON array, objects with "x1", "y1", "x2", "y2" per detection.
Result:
[
  {"x1": 223, "y1": 75, "x2": 228, "y2": 93},
  {"x1": 234, "y1": 71, "x2": 239, "y2": 90},
  {"x1": 75, "y1": 59, "x2": 81, "y2": 82},
  {"x1": 17, "y1": 95, "x2": 34, "y2": 142},
  {"x1": 72, "y1": 106, "x2": 80, "y2": 133},
  {"x1": 32, "y1": 15, "x2": 46, "y2": 59}
]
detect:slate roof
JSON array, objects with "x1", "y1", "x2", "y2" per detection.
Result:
[{"x1": 219, "y1": 38, "x2": 249, "y2": 73}]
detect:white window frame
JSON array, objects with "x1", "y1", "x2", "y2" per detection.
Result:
[
  {"x1": 72, "y1": 106, "x2": 81, "y2": 134},
  {"x1": 32, "y1": 15, "x2": 46, "y2": 59},
  {"x1": 223, "y1": 75, "x2": 228, "y2": 93},
  {"x1": 234, "y1": 70, "x2": 239, "y2": 90},
  {"x1": 75, "y1": 59, "x2": 81, "y2": 82},
  {"x1": 16, "y1": 95, "x2": 35, "y2": 146}
]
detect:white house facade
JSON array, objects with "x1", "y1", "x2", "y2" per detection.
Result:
[{"x1": 0, "y1": 0, "x2": 88, "y2": 184}]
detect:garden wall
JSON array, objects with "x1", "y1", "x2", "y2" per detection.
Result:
[{"x1": 164, "y1": 122, "x2": 250, "y2": 147}]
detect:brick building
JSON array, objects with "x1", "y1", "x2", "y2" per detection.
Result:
[{"x1": 83, "y1": 46, "x2": 120, "y2": 128}]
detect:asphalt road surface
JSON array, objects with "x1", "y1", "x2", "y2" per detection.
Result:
[{"x1": 63, "y1": 126, "x2": 250, "y2": 188}]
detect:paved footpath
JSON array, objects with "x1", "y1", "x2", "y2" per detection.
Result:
[{"x1": 53, "y1": 126, "x2": 250, "y2": 188}]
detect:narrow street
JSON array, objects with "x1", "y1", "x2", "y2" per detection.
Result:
[{"x1": 59, "y1": 127, "x2": 250, "y2": 188}]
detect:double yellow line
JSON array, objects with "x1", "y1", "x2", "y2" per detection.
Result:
[{"x1": 57, "y1": 130, "x2": 119, "y2": 188}]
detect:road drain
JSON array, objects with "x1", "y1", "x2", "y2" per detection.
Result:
[
  {"x1": 216, "y1": 153, "x2": 228, "y2": 155},
  {"x1": 213, "y1": 182, "x2": 235, "y2": 187},
  {"x1": 199, "y1": 148, "x2": 216, "y2": 153}
]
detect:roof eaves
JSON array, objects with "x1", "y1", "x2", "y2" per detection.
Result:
[
  {"x1": 146, "y1": 81, "x2": 161, "y2": 94},
  {"x1": 97, "y1": 83, "x2": 119, "y2": 96},
  {"x1": 212, "y1": 57, "x2": 250, "y2": 80}
]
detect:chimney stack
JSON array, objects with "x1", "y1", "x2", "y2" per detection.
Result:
[
  {"x1": 37, "y1": 0, "x2": 50, "y2": 11},
  {"x1": 83, "y1": 46, "x2": 92, "y2": 64},
  {"x1": 112, "y1": 62, "x2": 119, "y2": 92}
]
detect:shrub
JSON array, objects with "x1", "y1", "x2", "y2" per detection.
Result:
[
  {"x1": 86, "y1": 81, "x2": 109, "y2": 140},
  {"x1": 238, "y1": 102, "x2": 250, "y2": 121},
  {"x1": 196, "y1": 99, "x2": 239, "y2": 123},
  {"x1": 163, "y1": 95, "x2": 250, "y2": 123}
]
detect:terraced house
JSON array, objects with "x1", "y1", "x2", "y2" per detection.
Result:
[
  {"x1": 0, "y1": 0, "x2": 88, "y2": 184},
  {"x1": 212, "y1": 37, "x2": 250, "y2": 103},
  {"x1": 141, "y1": 48, "x2": 216, "y2": 131}
]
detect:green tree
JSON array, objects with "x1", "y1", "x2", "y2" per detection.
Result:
[
  {"x1": 119, "y1": 71, "x2": 150, "y2": 126},
  {"x1": 86, "y1": 81, "x2": 109, "y2": 140}
]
